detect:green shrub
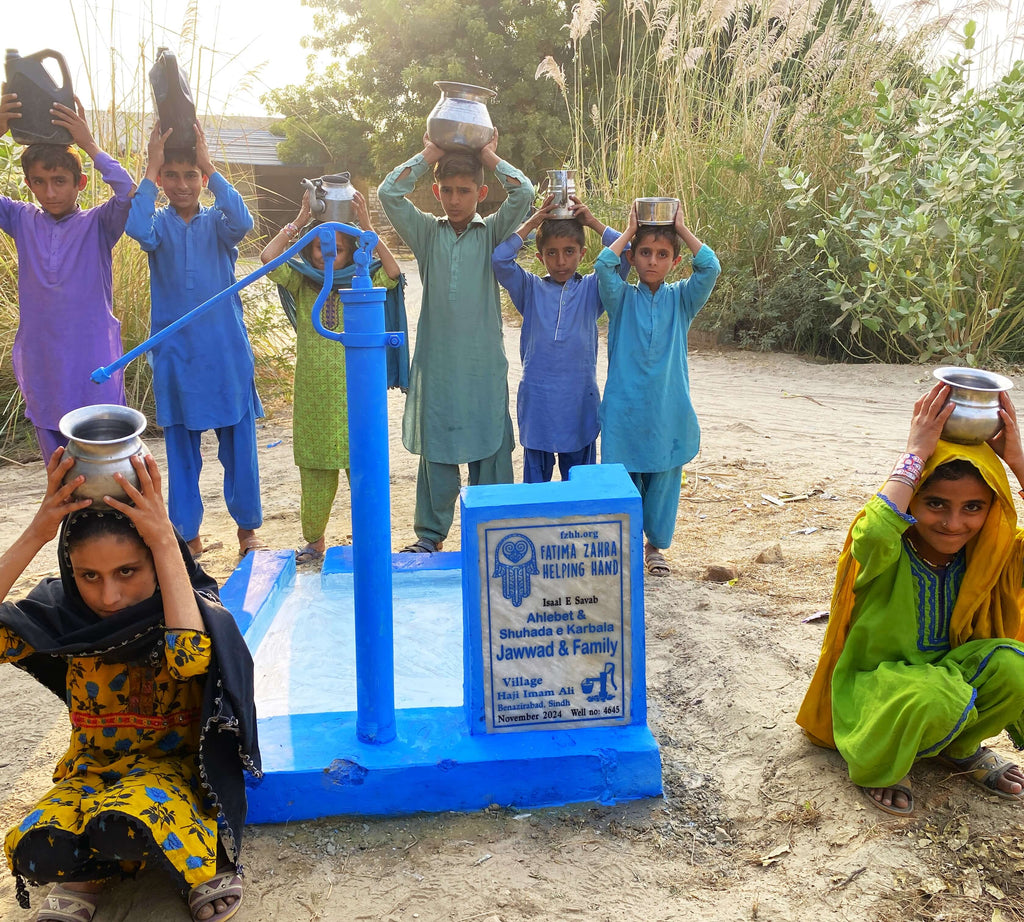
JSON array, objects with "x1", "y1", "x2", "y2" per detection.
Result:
[{"x1": 779, "y1": 28, "x2": 1024, "y2": 364}]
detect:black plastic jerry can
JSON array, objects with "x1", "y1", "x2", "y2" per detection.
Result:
[
  {"x1": 149, "y1": 47, "x2": 197, "y2": 151},
  {"x1": 3, "y1": 48, "x2": 75, "y2": 146}
]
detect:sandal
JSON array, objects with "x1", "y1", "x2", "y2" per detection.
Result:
[
  {"x1": 188, "y1": 871, "x2": 243, "y2": 922},
  {"x1": 295, "y1": 543, "x2": 325, "y2": 565},
  {"x1": 860, "y1": 775, "x2": 914, "y2": 816},
  {"x1": 238, "y1": 533, "x2": 269, "y2": 557},
  {"x1": 38, "y1": 884, "x2": 99, "y2": 922},
  {"x1": 400, "y1": 537, "x2": 444, "y2": 553},
  {"x1": 937, "y1": 747, "x2": 1024, "y2": 801},
  {"x1": 645, "y1": 547, "x2": 670, "y2": 577}
]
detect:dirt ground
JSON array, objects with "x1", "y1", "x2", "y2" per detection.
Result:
[{"x1": 0, "y1": 261, "x2": 1022, "y2": 921}]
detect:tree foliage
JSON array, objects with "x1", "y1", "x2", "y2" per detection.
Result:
[{"x1": 266, "y1": 0, "x2": 576, "y2": 178}]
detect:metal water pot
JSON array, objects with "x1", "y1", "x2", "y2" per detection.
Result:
[
  {"x1": 59, "y1": 405, "x2": 149, "y2": 509},
  {"x1": 300, "y1": 172, "x2": 357, "y2": 225},
  {"x1": 933, "y1": 366, "x2": 1014, "y2": 445},
  {"x1": 539, "y1": 169, "x2": 577, "y2": 218},
  {"x1": 426, "y1": 81, "x2": 496, "y2": 152}
]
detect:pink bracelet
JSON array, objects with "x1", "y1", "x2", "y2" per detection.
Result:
[
  {"x1": 890, "y1": 452, "x2": 924, "y2": 488},
  {"x1": 284, "y1": 222, "x2": 299, "y2": 238}
]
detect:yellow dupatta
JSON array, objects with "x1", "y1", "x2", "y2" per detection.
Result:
[{"x1": 796, "y1": 440, "x2": 1024, "y2": 748}]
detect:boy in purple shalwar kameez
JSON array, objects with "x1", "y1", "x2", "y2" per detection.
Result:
[
  {"x1": 491, "y1": 195, "x2": 629, "y2": 483},
  {"x1": 0, "y1": 94, "x2": 131, "y2": 459}
]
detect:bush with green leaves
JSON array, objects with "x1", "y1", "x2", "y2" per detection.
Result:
[{"x1": 779, "y1": 27, "x2": 1024, "y2": 364}]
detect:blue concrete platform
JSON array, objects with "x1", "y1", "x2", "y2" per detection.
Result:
[{"x1": 224, "y1": 533, "x2": 662, "y2": 823}]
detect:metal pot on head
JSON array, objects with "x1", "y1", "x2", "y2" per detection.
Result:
[
  {"x1": 426, "y1": 81, "x2": 496, "y2": 152},
  {"x1": 58, "y1": 405, "x2": 149, "y2": 509},
  {"x1": 933, "y1": 366, "x2": 1014, "y2": 445},
  {"x1": 540, "y1": 169, "x2": 577, "y2": 219},
  {"x1": 635, "y1": 197, "x2": 679, "y2": 225},
  {"x1": 300, "y1": 172, "x2": 357, "y2": 225}
]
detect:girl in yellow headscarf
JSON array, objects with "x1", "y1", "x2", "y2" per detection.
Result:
[{"x1": 797, "y1": 381, "x2": 1024, "y2": 815}]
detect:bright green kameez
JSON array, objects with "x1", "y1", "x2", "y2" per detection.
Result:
[{"x1": 832, "y1": 495, "x2": 1024, "y2": 788}]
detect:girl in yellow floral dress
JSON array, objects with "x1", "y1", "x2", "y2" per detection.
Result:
[{"x1": 0, "y1": 449, "x2": 259, "y2": 921}]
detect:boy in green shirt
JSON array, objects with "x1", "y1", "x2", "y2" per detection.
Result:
[{"x1": 378, "y1": 131, "x2": 533, "y2": 552}]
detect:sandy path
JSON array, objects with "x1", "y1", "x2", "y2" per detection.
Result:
[{"x1": 0, "y1": 263, "x2": 1020, "y2": 920}]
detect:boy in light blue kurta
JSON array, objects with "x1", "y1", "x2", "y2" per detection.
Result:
[
  {"x1": 378, "y1": 133, "x2": 533, "y2": 552},
  {"x1": 596, "y1": 203, "x2": 721, "y2": 577},
  {"x1": 126, "y1": 122, "x2": 264, "y2": 558},
  {"x1": 492, "y1": 196, "x2": 629, "y2": 483}
]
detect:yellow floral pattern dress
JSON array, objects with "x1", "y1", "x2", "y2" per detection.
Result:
[{"x1": 1, "y1": 626, "x2": 220, "y2": 888}]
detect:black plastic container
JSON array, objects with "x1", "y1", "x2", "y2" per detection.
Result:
[
  {"x1": 3, "y1": 48, "x2": 74, "y2": 146},
  {"x1": 149, "y1": 47, "x2": 196, "y2": 151}
]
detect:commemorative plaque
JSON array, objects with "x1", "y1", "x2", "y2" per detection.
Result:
[{"x1": 479, "y1": 514, "x2": 631, "y2": 732}]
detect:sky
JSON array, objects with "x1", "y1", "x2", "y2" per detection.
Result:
[
  {"x1": 8, "y1": 0, "x2": 322, "y2": 117},
  {"x1": 8, "y1": 0, "x2": 1024, "y2": 122}
]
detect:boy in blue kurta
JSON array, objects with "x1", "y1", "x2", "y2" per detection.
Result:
[
  {"x1": 492, "y1": 195, "x2": 628, "y2": 483},
  {"x1": 596, "y1": 203, "x2": 721, "y2": 577},
  {"x1": 126, "y1": 121, "x2": 264, "y2": 558},
  {"x1": 378, "y1": 131, "x2": 533, "y2": 553}
]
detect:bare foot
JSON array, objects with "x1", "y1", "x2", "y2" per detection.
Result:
[{"x1": 187, "y1": 536, "x2": 203, "y2": 558}]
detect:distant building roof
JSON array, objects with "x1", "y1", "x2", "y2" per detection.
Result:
[{"x1": 210, "y1": 127, "x2": 294, "y2": 168}]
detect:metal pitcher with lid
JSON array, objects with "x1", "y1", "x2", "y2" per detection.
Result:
[
  {"x1": 540, "y1": 169, "x2": 577, "y2": 218},
  {"x1": 300, "y1": 172, "x2": 357, "y2": 225}
]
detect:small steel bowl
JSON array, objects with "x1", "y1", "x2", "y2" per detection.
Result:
[
  {"x1": 933, "y1": 366, "x2": 1014, "y2": 445},
  {"x1": 635, "y1": 197, "x2": 679, "y2": 225}
]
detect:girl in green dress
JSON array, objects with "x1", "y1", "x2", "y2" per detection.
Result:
[
  {"x1": 262, "y1": 189, "x2": 405, "y2": 565},
  {"x1": 799, "y1": 382, "x2": 1024, "y2": 815}
]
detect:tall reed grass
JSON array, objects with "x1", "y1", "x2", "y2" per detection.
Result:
[
  {"x1": 538, "y1": 0, "x2": 1020, "y2": 358},
  {"x1": 0, "y1": 2, "x2": 292, "y2": 460}
]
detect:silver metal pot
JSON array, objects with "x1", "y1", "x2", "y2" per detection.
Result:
[
  {"x1": 933, "y1": 366, "x2": 1014, "y2": 445},
  {"x1": 540, "y1": 169, "x2": 577, "y2": 218},
  {"x1": 635, "y1": 197, "x2": 679, "y2": 225},
  {"x1": 59, "y1": 405, "x2": 149, "y2": 508},
  {"x1": 426, "y1": 81, "x2": 496, "y2": 152},
  {"x1": 300, "y1": 173, "x2": 357, "y2": 225}
]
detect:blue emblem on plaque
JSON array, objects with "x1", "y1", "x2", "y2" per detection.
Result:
[{"x1": 493, "y1": 533, "x2": 538, "y2": 607}]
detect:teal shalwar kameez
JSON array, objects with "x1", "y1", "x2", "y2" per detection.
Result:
[
  {"x1": 594, "y1": 244, "x2": 721, "y2": 548},
  {"x1": 378, "y1": 154, "x2": 533, "y2": 543}
]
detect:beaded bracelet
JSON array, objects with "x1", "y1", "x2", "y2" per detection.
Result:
[
  {"x1": 283, "y1": 222, "x2": 299, "y2": 238},
  {"x1": 889, "y1": 451, "x2": 924, "y2": 488}
]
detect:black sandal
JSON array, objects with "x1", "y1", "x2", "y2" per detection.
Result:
[{"x1": 400, "y1": 537, "x2": 443, "y2": 553}]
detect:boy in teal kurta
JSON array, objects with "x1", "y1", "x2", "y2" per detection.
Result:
[
  {"x1": 378, "y1": 132, "x2": 533, "y2": 552},
  {"x1": 798, "y1": 382, "x2": 1024, "y2": 815},
  {"x1": 596, "y1": 202, "x2": 720, "y2": 577}
]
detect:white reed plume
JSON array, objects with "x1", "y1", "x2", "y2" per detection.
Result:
[
  {"x1": 704, "y1": 0, "x2": 740, "y2": 37},
  {"x1": 681, "y1": 45, "x2": 706, "y2": 71},
  {"x1": 657, "y1": 13, "x2": 680, "y2": 64},
  {"x1": 568, "y1": 0, "x2": 602, "y2": 43},
  {"x1": 644, "y1": 0, "x2": 675, "y2": 32},
  {"x1": 535, "y1": 55, "x2": 567, "y2": 92}
]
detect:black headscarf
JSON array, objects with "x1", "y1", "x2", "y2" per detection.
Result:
[{"x1": 0, "y1": 510, "x2": 261, "y2": 872}]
